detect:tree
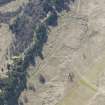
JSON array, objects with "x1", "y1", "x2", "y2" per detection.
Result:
[
  {"x1": 46, "y1": 11, "x2": 57, "y2": 26},
  {"x1": 35, "y1": 23, "x2": 47, "y2": 43}
]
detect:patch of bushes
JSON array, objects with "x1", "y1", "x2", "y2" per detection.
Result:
[
  {"x1": 0, "y1": 0, "x2": 74, "y2": 104},
  {"x1": 35, "y1": 23, "x2": 48, "y2": 43},
  {"x1": 46, "y1": 11, "x2": 58, "y2": 26},
  {"x1": 0, "y1": 21, "x2": 48, "y2": 105}
]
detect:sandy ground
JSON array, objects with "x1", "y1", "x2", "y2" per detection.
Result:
[{"x1": 20, "y1": 0, "x2": 105, "y2": 105}]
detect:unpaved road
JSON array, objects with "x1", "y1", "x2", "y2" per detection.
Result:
[{"x1": 21, "y1": 0, "x2": 105, "y2": 105}]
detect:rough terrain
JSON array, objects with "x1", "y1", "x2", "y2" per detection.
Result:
[
  {"x1": 20, "y1": 0, "x2": 105, "y2": 105},
  {"x1": 1, "y1": 0, "x2": 105, "y2": 105}
]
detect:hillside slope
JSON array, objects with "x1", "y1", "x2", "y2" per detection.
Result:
[
  {"x1": 20, "y1": 0, "x2": 105, "y2": 105},
  {"x1": 1, "y1": 0, "x2": 105, "y2": 105},
  {"x1": 0, "y1": 0, "x2": 72, "y2": 105}
]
